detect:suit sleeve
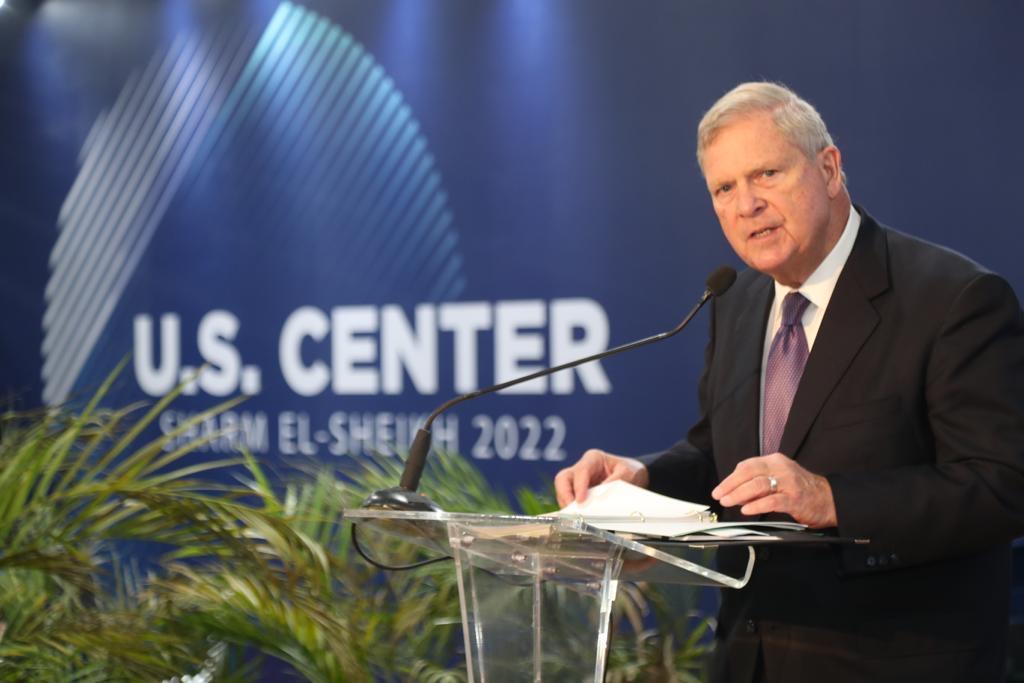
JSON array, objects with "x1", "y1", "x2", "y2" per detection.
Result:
[
  {"x1": 640, "y1": 298, "x2": 720, "y2": 507},
  {"x1": 827, "y1": 272, "x2": 1024, "y2": 571}
]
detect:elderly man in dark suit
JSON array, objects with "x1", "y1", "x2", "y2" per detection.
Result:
[{"x1": 555, "y1": 82, "x2": 1024, "y2": 682}]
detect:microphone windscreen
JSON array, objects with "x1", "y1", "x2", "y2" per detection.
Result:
[{"x1": 706, "y1": 266, "x2": 737, "y2": 297}]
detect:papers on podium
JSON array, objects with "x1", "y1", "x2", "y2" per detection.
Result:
[{"x1": 556, "y1": 480, "x2": 805, "y2": 540}]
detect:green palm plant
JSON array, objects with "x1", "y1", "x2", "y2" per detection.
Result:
[
  {"x1": 0, "y1": 364, "x2": 715, "y2": 681},
  {"x1": 0, "y1": 368, "x2": 252, "y2": 679},
  {"x1": 149, "y1": 452, "x2": 476, "y2": 681}
]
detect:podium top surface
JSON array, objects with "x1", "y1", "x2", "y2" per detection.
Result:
[
  {"x1": 345, "y1": 508, "x2": 759, "y2": 587},
  {"x1": 345, "y1": 508, "x2": 862, "y2": 589}
]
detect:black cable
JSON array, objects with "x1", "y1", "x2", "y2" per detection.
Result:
[
  {"x1": 350, "y1": 523, "x2": 593, "y2": 589},
  {"x1": 350, "y1": 522, "x2": 452, "y2": 571}
]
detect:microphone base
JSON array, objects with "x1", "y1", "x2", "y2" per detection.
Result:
[{"x1": 361, "y1": 486, "x2": 444, "y2": 512}]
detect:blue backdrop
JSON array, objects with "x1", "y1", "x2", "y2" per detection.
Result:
[{"x1": 1, "y1": 0, "x2": 1022, "y2": 498}]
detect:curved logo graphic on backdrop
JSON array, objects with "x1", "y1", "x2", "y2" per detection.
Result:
[{"x1": 41, "y1": 1, "x2": 464, "y2": 405}]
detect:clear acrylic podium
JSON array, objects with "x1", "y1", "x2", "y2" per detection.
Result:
[{"x1": 345, "y1": 510, "x2": 756, "y2": 682}]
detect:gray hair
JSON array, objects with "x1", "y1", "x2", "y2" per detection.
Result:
[{"x1": 696, "y1": 82, "x2": 840, "y2": 178}]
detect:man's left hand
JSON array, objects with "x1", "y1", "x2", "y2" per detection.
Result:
[{"x1": 711, "y1": 452, "x2": 837, "y2": 529}]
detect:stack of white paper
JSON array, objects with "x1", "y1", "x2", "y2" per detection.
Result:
[{"x1": 555, "y1": 480, "x2": 805, "y2": 539}]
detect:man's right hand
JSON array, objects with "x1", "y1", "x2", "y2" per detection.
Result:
[{"x1": 554, "y1": 449, "x2": 650, "y2": 507}]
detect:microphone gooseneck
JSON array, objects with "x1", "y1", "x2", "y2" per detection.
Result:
[{"x1": 362, "y1": 266, "x2": 737, "y2": 511}]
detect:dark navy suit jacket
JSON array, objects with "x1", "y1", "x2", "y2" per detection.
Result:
[{"x1": 645, "y1": 208, "x2": 1024, "y2": 682}]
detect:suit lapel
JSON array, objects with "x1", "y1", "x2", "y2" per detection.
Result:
[
  {"x1": 779, "y1": 210, "x2": 891, "y2": 458},
  {"x1": 730, "y1": 274, "x2": 774, "y2": 458}
]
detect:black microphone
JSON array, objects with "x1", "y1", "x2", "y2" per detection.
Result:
[{"x1": 363, "y1": 266, "x2": 738, "y2": 511}]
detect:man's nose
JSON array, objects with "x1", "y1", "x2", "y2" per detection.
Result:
[{"x1": 736, "y1": 183, "x2": 765, "y2": 217}]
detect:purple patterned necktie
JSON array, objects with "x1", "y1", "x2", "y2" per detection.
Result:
[{"x1": 762, "y1": 292, "x2": 811, "y2": 455}]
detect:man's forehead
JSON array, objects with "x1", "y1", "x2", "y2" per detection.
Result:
[{"x1": 703, "y1": 116, "x2": 798, "y2": 176}]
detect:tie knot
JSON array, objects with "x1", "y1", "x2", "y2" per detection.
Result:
[{"x1": 780, "y1": 292, "x2": 810, "y2": 328}]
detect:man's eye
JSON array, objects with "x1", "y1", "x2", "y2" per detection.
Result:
[
  {"x1": 716, "y1": 184, "x2": 732, "y2": 195},
  {"x1": 762, "y1": 169, "x2": 777, "y2": 178}
]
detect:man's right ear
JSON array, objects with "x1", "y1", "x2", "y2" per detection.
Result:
[{"x1": 819, "y1": 145, "x2": 844, "y2": 197}]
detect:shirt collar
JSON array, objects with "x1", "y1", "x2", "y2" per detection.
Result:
[{"x1": 773, "y1": 206, "x2": 861, "y2": 309}]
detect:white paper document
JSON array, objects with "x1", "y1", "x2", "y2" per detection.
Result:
[{"x1": 555, "y1": 480, "x2": 805, "y2": 539}]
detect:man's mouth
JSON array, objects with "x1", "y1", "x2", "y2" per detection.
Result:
[{"x1": 750, "y1": 226, "x2": 779, "y2": 239}]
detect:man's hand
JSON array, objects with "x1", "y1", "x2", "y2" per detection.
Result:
[
  {"x1": 711, "y1": 452, "x2": 837, "y2": 529},
  {"x1": 554, "y1": 449, "x2": 649, "y2": 507}
]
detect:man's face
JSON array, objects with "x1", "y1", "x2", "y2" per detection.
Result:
[{"x1": 701, "y1": 112, "x2": 843, "y2": 287}]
